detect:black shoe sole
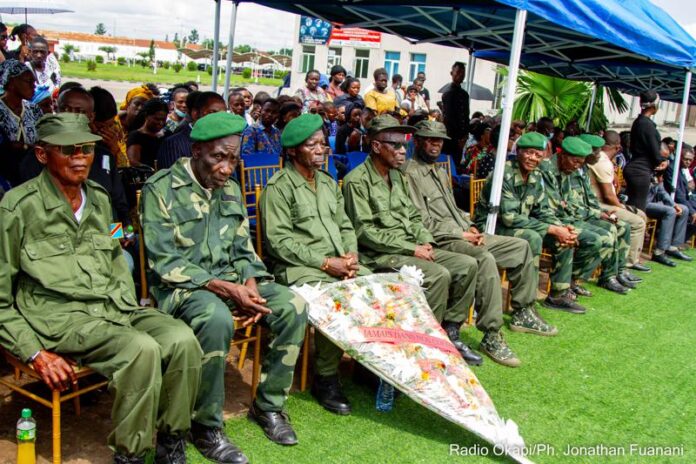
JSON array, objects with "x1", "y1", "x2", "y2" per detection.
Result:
[{"x1": 542, "y1": 300, "x2": 586, "y2": 314}]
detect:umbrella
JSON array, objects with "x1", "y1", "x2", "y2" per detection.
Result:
[
  {"x1": 438, "y1": 82, "x2": 495, "y2": 102},
  {"x1": 0, "y1": 1, "x2": 73, "y2": 22}
]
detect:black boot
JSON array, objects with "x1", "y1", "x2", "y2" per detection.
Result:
[
  {"x1": 311, "y1": 374, "x2": 352, "y2": 415},
  {"x1": 441, "y1": 321, "x2": 483, "y2": 366},
  {"x1": 190, "y1": 422, "x2": 248, "y2": 464},
  {"x1": 155, "y1": 433, "x2": 186, "y2": 464},
  {"x1": 113, "y1": 454, "x2": 145, "y2": 464}
]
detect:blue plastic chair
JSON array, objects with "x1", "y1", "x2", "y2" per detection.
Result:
[
  {"x1": 328, "y1": 136, "x2": 336, "y2": 153},
  {"x1": 239, "y1": 152, "x2": 283, "y2": 220},
  {"x1": 345, "y1": 151, "x2": 368, "y2": 173}
]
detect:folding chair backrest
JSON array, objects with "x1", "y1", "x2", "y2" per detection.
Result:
[
  {"x1": 240, "y1": 152, "x2": 283, "y2": 220},
  {"x1": 345, "y1": 151, "x2": 368, "y2": 172},
  {"x1": 470, "y1": 178, "x2": 487, "y2": 217},
  {"x1": 435, "y1": 153, "x2": 453, "y2": 187}
]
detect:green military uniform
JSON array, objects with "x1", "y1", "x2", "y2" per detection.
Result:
[
  {"x1": 474, "y1": 159, "x2": 575, "y2": 293},
  {"x1": 403, "y1": 156, "x2": 537, "y2": 328},
  {"x1": 343, "y1": 156, "x2": 476, "y2": 324},
  {"x1": 141, "y1": 157, "x2": 307, "y2": 425},
  {"x1": 0, "y1": 169, "x2": 202, "y2": 457},
  {"x1": 260, "y1": 162, "x2": 370, "y2": 376}
]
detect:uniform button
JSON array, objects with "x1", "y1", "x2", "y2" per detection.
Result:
[{"x1": 59, "y1": 244, "x2": 66, "y2": 249}]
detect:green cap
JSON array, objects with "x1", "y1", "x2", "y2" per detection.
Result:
[
  {"x1": 21, "y1": 408, "x2": 31, "y2": 418},
  {"x1": 281, "y1": 113, "x2": 324, "y2": 148},
  {"x1": 36, "y1": 113, "x2": 102, "y2": 146},
  {"x1": 516, "y1": 132, "x2": 548, "y2": 150},
  {"x1": 561, "y1": 136, "x2": 593, "y2": 157},
  {"x1": 367, "y1": 114, "x2": 416, "y2": 136},
  {"x1": 579, "y1": 133, "x2": 605, "y2": 149},
  {"x1": 190, "y1": 112, "x2": 247, "y2": 142},
  {"x1": 413, "y1": 120, "x2": 451, "y2": 140}
]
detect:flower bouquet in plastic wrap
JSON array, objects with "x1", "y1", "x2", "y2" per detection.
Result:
[{"x1": 293, "y1": 266, "x2": 533, "y2": 464}]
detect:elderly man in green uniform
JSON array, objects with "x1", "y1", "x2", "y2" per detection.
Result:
[
  {"x1": 578, "y1": 133, "x2": 641, "y2": 289},
  {"x1": 538, "y1": 136, "x2": 631, "y2": 296},
  {"x1": 0, "y1": 113, "x2": 202, "y2": 464},
  {"x1": 474, "y1": 132, "x2": 587, "y2": 314},
  {"x1": 343, "y1": 114, "x2": 507, "y2": 367},
  {"x1": 402, "y1": 121, "x2": 557, "y2": 357},
  {"x1": 260, "y1": 113, "x2": 370, "y2": 413},
  {"x1": 141, "y1": 112, "x2": 307, "y2": 463}
]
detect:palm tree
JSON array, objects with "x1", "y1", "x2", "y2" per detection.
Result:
[{"x1": 497, "y1": 68, "x2": 628, "y2": 132}]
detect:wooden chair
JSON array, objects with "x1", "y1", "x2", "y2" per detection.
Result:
[
  {"x1": 644, "y1": 218, "x2": 658, "y2": 257},
  {"x1": 0, "y1": 347, "x2": 109, "y2": 464},
  {"x1": 239, "y1": 153, "x2": 283, "y2": 222},
  {"x1": 469, "y1": 178, "x2": 487, "y2": 218},
  {"x1": 614, "y1": 166, "x2": 625, "y2": 193},
  {"x1": 434, "y1": 154, "x2": 453, "y2": 187}
]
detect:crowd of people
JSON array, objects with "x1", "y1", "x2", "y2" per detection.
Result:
[{"x1": 0, "y1": 29, "x2": 694, "y2": 464}]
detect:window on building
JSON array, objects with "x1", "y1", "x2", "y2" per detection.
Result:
[
  {"x1": 327, "y1": 47, "x2": 342, "y2": 74},
  {"x1": 353, "y1": 49, "x2": 370, "y2": 79},
  {"x1": 301, "y1": 45, "x2": 316, "y2": 73},
  {"x1": 384, "y1": 51, "x2": 400, "y2": 79},
  {"x1": 409, "y1": 53, "x2": 426, "y2": 82}
]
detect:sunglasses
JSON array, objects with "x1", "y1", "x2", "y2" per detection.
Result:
[
  {"x1": 376, "y1": 140, "x2": 407, "y2": 150},
  {"x1": 50, "y1": 143, "x2": 96, "y2": 156}
]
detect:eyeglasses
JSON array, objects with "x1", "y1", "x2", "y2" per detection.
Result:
[
  {"x1": 376, "y1": 140, "x2": 407, "y2": 150},
  {"x1": 50, "y1": 143, "x2": 96, "y2": 156}
]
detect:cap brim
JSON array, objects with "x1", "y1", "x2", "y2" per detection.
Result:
[
  {"x1": 41, "y1": 131, "x2": 102, "y2": 146},
  {"x1": 414, "y1": 130, "x2": 451, "y2": 140},
  {"x1": 371, "y1": 124, "x2": 417, "y2": 135}
]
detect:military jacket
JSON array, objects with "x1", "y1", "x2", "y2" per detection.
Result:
[
  {"x1": 141, "y1": 158, "x2": 269, "y2": 300},
  {"x1": 402, "y1": 157, "x2": 472, "y2": 243},
  {"x1": 342, "y1": 156, "x2": 433, "y2": 260},
  {"x1": 260, "y1": 164, "x2": 359, "y2": 285},
  {"x1": 0, "y1": 170, "x2": 137, "y2": 361},
  {"x1": 474, "y1": 159, "x2": 561, "y2": 234},
  {"x1": 539, "y1": 156, "x2": 600, "y2": 222}
]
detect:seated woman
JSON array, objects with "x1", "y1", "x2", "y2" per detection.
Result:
[
  {"x1": 333, "y1": 77, "x2": 365, "y2": 109},
  {"x1": 462, "y1": 121, "x2": 494, "y2": 178},
  {"x1": 295, "y1": 69, "x2": 329, "y2": 113},
  {"x1": 126, "y1": 99, "x2": 168, "y2": 168},
  {"x1": 335, "y1": 102, "x2": 365, "y2": 155}
]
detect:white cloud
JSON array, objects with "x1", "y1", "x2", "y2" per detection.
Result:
[{"x1": 0, "y1": 1, "x2": 297, "y2": 51}]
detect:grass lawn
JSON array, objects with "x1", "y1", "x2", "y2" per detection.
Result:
[
  {"x1": 60, "y1": 61, "x2": 283, "y2": 87},
  {"x1": 189, "y1": 249, "x2": 696, "y2": 464}
]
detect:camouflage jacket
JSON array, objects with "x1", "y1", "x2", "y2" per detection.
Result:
[
  {"x1": 474, "y1": 159, "x2": 561, "y2": 235},
  {"x1": 343, "y1": 156, "x2": 434, "y2": 261},
  {"x1": 402, "y1": 156, "x2": 472, "y2": 243},
  {"x1": 539, "y1": 156, "x2": 600, "y2": 223},
  {"x1": 141, "y1": 158, "x2": 270, "y2": 301}
]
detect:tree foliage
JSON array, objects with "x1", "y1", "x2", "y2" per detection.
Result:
[
  {"x1": 234, "y1": 44, "x2": 252, "y2": 54},
  {"x1": 95, "y1": 23, "x2": 107, "y2": 35},
  {"x1": 188, "y1": 29, "x2": 199, "y2": 44}
]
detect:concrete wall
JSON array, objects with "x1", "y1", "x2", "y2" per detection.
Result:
[{"x1": 54, "y1": 40, "x2": 194, "y2": 64}]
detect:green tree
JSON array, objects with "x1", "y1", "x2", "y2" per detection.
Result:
[
  {"x1": 188, "y1": 29, "x2": 199, "y2": 44},
  {"x1": 136, "y1": 51, "x2": 150, "y2": 68},
  {"x1": 173, "y1": 32, "x2": 180, "y2": 48},
  {"x1": 62, "y1": 43, "x2": 79, "y2": 59},
  {"x1": 98, "y1": 46, "x2": 118, "y2": 61},
  {"x1": 95, "y1": 23, "x2": 107, "y2": 35},
  {"x1": 278, "y1": 48, "x2": 293, "y2": 56},
  {"x1": 148, "y1": 39, "x2": 156, "y2": 64},
  {"x1": 234, "y1": 44, "x2": 252, "y2": 53},
  {"x1": 201, "y1": 38, "x2": 214, "y2": 50}
]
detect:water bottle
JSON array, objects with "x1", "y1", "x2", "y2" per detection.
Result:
[
  {"x1": 124, "y1": 225, "x2": 135, "y2": 241},
  {"x1": 375, "y1": 379, "x2": 395, "y2": 412},
  {"x1": 16, "y1": 408, "x2": 36, "y2": 464}
]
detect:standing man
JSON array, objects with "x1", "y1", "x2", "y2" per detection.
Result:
[
  {"x1": 364, "y1": 68, "x2": 398, "y2": 115},
  {"x1": 403, "y1": 121, "x2": 557, "y2": 366},
  {"x1": 0, "y1": 113, "x2": 202, "y2": 464},
  {"x1": 441, "y1": 62, "x2": 470, "y2": 166},
  {"x1": 587, "y1": 130, "x2": 650, "y2": 272},
  {"x1": 261, "y1": 114, "x2": 370, "y2": 415},
  {"x1": 474, "y1": 132, "x2": 587, "y2": 314},
  {"x1": 343, "y1": 114, "x2": 489, "y2": 366},
  {"x1": 415, "y1": 71, "x2": 430, "y2": 109},
  {"x1": 142, "y1": 112, "x2": 307, "y2": 463}
]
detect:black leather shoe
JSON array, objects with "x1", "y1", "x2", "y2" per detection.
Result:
[
  {"x1": 442, "y1": 321, "x2": 483, "y2": 366},
  {"x1": 570, "y1": 282, "x2": 592, "y2": 297},
  {"x1": 620, "y1": 271, "x2": 643, "y2": 283},
  {"x1": 155, "y1": 433, "x2": 186, "y2": 464},
  {"x1": 311, "y1": 375, "x2": 352, "y2": 415},
  {"x1": 629, "y1": 262, "x2": 651, "y2": 272},
  {"x1": 248, "y1": 402, "x2": 298, "y2": 446},
  {"x1": 598, "y1": 277, "x2": 629, "y2": 294},
  {"x1": 666, "y1": 249, "x2": 693, "y2": 261},
  {"x1": 190, "y1": 422, "x2": 248, "y2": 464},
  {"x1": 542, "y1": 291, "x2": 587, "y2": 314},
  {"x1": 114, "y1": 455, "x2": 145, "y2": 464},
  {"x1": 652, "y1": 253, "x2": 677, "y2": 267},
  {"x1": 616, "y1": 274, "x2": 637, "y2": 289}
]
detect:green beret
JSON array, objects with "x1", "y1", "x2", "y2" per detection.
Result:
[
  {"x1": 281, "y1": 113, "x2": 324, "y2": 148},
  {"x1": 561, "y1": 136, "x2": 592, "y2": 157},
  {"x1": 579, "y1": 133, "x2": 605, "y2": 149},
  {"x1": 37, "y1": 113, "x2": 102, "y2": 145},
  {"x1": 516, "y1": 131, "x2": 547, "y2": 150},
  {"x1": 414, "y1": 120, "x2": 450, "y2": 140},
  {"x1": 190, "y1": 112, "x2": 247, "y2": 142}
]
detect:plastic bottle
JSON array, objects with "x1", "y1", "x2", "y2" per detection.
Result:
[
  {"x1": 375, "y1": 379, "x2": 395, "y2": 412},
  {"x1": 16, "y1": 408, "x2": 36, "y2": 464},
  {"x1": 124, "y1": 225, "x2": 135, "y2": 241}
]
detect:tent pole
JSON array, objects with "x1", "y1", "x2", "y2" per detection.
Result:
[
  {"x1": 465, "y1": 51, "x2": 474, "y2": 93},
  {"x1": 211, "y1": 0, "x2": 222, "y2": 92},
  {"x1": 467, "y1": 55, "x2": 477, "y2": 94},
  {"x1": 484, "y1": 8, "x2": 527, "y2": 235},
  {"x1": 585, "y1": 83, "x2": 597, "y2": 132},
  {"x1": 223, "y1": 1, "x2": 239, "y2": 103},
  {"x1": 670, "y1": 70, "x2": 692, "y2": 200}
]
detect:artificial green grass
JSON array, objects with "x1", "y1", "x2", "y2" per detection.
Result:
[{"x1": 189, "y1": 250, "x2": 696, "y2": 463}]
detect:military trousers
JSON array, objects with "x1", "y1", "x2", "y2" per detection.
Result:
[
  {"x1": 572, "y1": 219, "x2": 628, "y2": 281},
  {"x1": 159, "y1": 282, "x2": 307, "y2": 426},
  {"x1": 496, "y1": 227, "x2": 574, "y2": 293},
  {"x1": 370, "y1": 249, "x2": 476, "y2": 325},
  {"x1": 49, "y1": 307, "x2": 202, "y2": 457},
  {"x1": 600, "y1": 203, "x2": 647, "y2": 265}
]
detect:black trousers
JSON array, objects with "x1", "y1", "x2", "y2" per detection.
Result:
[{"x1": 623, "y1": 164, "x2": 652, "y2": 211}]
